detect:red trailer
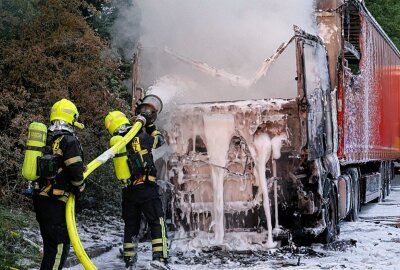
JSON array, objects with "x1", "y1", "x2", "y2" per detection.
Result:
[
  {"x1": 337, "y1": 1, "x2": 400, "y2": 163},
  {"x1": 332, "y1": 0, "x2": 400, "y2": 208}
]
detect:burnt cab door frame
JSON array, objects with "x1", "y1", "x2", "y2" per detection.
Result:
[{"x1": 294, "y1": 26, "x2": 333, "y2": 160}]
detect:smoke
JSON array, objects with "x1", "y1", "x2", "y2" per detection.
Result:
[
  {"x1": 111, "y1": 1, "x2": 141, "y2": 61},
  {"x1": 115, "y1": 0, "x2": 316, "y2": 105}
]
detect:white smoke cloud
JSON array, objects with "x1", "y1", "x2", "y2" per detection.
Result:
[
  {"x1": 138, "y1": 0, "x2": 315, "y2": 74},
  {"x1": 127, "y1": 0, "x2": 316, "y2": 105}
]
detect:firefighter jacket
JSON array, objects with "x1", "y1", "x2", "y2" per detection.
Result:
[
  {"x1": 37, "y1": 130, "x2": 85, "y2": 202},
  {"x1": 127, "y1": 124, "x2": 165, "y2": 185}
]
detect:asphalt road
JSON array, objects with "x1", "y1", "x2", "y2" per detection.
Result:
[{"x1": 357, "y1": 175, "x2": 400, "y2": 227}]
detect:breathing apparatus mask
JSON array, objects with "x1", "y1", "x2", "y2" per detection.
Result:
[{"x1": 135, "y1": 95, "x2": 163, "y2": 126}]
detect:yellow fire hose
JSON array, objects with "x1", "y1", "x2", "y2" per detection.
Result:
[{"x1": 66, "y1": 120, "x2": 144, "y2": 269}]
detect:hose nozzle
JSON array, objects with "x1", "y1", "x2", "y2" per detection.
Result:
[{"x1": 135, "y1": 115, "x2": 147, "y2": 126}]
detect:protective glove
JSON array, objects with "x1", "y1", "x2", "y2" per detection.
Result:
[{"x1": 135, "y1": 115, "x2": 147, "y2": 126}]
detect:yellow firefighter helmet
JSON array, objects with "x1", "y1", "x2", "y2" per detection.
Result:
[
  {"x1": 50, "y1": 99, "x2": 84, "y2": 129},
  {"x1": 105, "y1": 110, "x2": 131, "y2": 135}
]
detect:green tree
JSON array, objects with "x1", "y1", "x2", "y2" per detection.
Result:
[
  {"x1": 0, "y1": 0, "x2": 39, "y2": 41},
  {"x1": 365, "y1": 0, "x2": 400, "y2": 49}
]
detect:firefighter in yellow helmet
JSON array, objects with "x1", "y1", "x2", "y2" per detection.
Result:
[
  {"x1": 105, "y1": 95, "x2": 169, "y2": 270},
  {"x1": 32, "y1": 98, "x2": 86, "y2": 269}
]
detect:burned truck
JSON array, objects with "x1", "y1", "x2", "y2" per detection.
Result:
[{"x1": 133, "y1": 0, "x2": 400, "y2": 245}]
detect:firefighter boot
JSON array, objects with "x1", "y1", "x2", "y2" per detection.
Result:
[
  {"x1": 150, "y1": 258, "x2": 170, "y2": 270},
  {"x1": 123, "y1": 241, "x2": 138, "y2": 269},
  {"x1": 124, "y1": 255, "x2": 137, "y2": 270}
]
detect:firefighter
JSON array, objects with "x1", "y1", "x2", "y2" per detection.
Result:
[
  {"x1": 32, "y1": 99, "x2": 86, "y2": 269},
  {"x1": 105, "y1": 95, "x2": 169, "y2": 270}
]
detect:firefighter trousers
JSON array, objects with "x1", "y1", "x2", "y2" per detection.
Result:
[
  {"x1": 33, "y1": 196, "x2": 70, "y2": 270},
  {"x1": 122, "y1": 183, "x2": 168, "y2": 262}
]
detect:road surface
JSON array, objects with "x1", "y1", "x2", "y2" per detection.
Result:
[{"x1": 65, "y1": 178, "x2": 400, "y2": 270}]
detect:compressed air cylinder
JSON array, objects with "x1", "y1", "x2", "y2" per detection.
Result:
[
  {"x1": 22, "y1": 122, "x2": 47, "y2": 181},
  {"x1": 110, "y1": 135, "x2": 131, "y2": 181}
]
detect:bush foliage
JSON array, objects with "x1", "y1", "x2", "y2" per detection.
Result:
[{"x1": 0, "y1": 0, "x2": 131, "y2": 210}]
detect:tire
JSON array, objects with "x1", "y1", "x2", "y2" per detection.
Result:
[
  {"x1": 320, "y1": 180, "x2": 338, "y2": 244},
  {"x1": 346, "y1": 168, "x2": 360, "y2": 221}
]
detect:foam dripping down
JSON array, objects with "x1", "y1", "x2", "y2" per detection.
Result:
[
  {"x1": 254, "y1": 133, "x2": 277, "y2": 248},
  {"x1": 203, "y1": 114, "x2": 235, "y2": 244}
]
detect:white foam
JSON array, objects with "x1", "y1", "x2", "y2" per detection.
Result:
[
  {"x1": 253, "y1": 133, "x2": 276, "y2": 248},
  {"x1": 203, "y1": 114, "x2": 235, "y2": 244}
]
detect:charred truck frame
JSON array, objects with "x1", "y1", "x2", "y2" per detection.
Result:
[{"x1": 133, "y1": 0, "x2": 400, "y2": 244}]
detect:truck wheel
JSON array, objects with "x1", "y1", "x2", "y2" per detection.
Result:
[
  {"x1": 320, "y1": 180, "x2": 338, "y2": 244},
  {"x1": 346, "y1": 168, "x2": 360, "y2": 221}
]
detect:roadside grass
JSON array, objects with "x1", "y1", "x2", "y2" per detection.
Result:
[{"x1": 0, "y1": 206, "x2": 41, "y2": 270}]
